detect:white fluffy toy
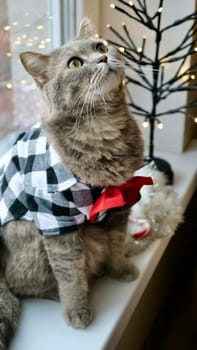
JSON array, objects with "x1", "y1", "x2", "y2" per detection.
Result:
[{"x1": 127, "y1": 162, "x2": 183, "y2": 256}]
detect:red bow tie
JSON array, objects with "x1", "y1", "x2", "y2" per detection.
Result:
[{"x1": 89, "y1": 176, "x2": 153, "y2": 222}]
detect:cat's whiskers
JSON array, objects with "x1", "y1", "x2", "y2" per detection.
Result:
[
  {"x1": 70, "y1": 97, "x2": 81, "y2": 117},
  {"x1": 90, "y1": 70, "x2": 100, "y2": 86},
  {"x1": 98, "y1": 84, "x2": 108, "y2": 110},
  {"x1": 86, "y1": 88, "x2": 97, "y2": 130},
  {"x1": 83, "y1": 68, "x2": 105, "y2": 129},
  {"x1": 65, "y1": 90, "x2": 90, "y2": 137},
  {"x1": 68, "y1": 78, "x2": 97, "y2": 136},
  {"x1": 67, "y1": 63, "x2": 121, "y2": 135},
  {"x1": 89, "y1": 69, "x2": 108, "y2": 113},
  {"x1": 79, "y1": 83, "x2": 95, "y2": 131}
]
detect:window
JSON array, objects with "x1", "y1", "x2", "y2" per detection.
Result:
[{"x1": 0, "y1": 0, "x2": 76, "y2": 158}]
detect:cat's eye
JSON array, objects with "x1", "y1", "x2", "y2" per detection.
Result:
[
  {"x1": 67, "y1": 57, "x2": 83, "y2": 69},
  {"x1": 96, "y1": 43, "x2": 108, "y2": 54}
]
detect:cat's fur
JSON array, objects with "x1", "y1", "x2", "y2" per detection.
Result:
[{"x1": 0, "y1": 18, "x2": 144, "y2": 348}]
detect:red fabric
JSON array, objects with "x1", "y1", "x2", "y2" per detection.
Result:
[{"x1": 89, "y1": 176, "x2": 153, "y2": 222}]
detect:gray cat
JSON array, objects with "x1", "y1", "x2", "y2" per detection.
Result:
[{"x1": 0, "y1": 18, "x2": 145, "y2": 349}]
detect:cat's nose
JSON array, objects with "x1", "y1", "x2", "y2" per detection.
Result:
[{"x1": 97, "y1": 55, "x2": 108, "y2": 64}]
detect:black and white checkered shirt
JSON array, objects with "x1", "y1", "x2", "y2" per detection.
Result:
[{"x1": 0, "y1": 124, "x2": 104, "y2": 236}]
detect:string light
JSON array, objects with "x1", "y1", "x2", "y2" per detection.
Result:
[
  {"x1": 157, "y1": 7, "x2": 163, "y2": 13},
  {"x1": 95, "y1": 33, "x2": 99, "y2": 38},
  {"x1": 20, "y1": 80, "x2": 27, "y2": 85},
  {"x1": 194, "y1": 117, "x2": 197, "y2": 123},
  {"x1": 4, "y1": 25, "x2": 10, "y2": 31},
  {"x1": 160, "y1": 62, "x2": 166, "y2": 67},
  {"x1": 2, "y1": 13, "x2": 54, "y2": 58},
  {"x1": 119, "y1": 47, "x2": 125, "y2": 53},
  {"x1": 137, "y1": 47, "x2": 142, "y2": 53},
  {"x1": 36, "y1": 25, "x2": 44, "y2": 30},
  {"x1": 190, "y1": 74, "x2": 196, "y2": 80},
  {"x1": 157, "y1": 121, "x2": 163, "y2": 129},
  {"x1": 6, "y1": 83, "x2": 13, "y2": 89},
  {"x1": 121, "y1": 79, "x2": 126, "y2": 87},
  {"x1": 194, "y1": 47, "x2": 197, "y2": 52},
  {"x1": 142, "y1": 119, "x2": 149, "y2": 128},
  {"x1": 110, "y1": 3, "x2": 115, "y2": 9},
  {"x1": 129, "y1": 1, "x2": 134, "y2": 6},
  {"x1": 106, "y1": 24, "x2": 111, "y2": 28}
]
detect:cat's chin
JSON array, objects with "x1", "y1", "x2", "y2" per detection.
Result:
[
  {"x1": 101, "y1": 71, "x2": 122, "y2": 94},
  {"x1": 90, "y1": 70, "x2": 122, "y2": 97}
]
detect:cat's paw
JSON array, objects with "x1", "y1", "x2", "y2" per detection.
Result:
[
  {"x1": 109, "y1": 262, "x2": 139, "y2": 282},
  {"x1": 65, "y1": 308, "x2": 93, "y2": 329},
  {"x1": 119, "y1": 264, "x2": 139, "y2": 281}
]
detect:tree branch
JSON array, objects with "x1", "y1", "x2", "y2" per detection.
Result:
[
  {"x1": 127, "y1": 76, "x2": 151, "y2": 90},
  {"x1": 107, "y1": 25, "x2": 130, "y2": 47},
  {"x1": 156, "y1": 100, "x2": 197, "y2": 116},
  {"x1": 161, "y1": 12, "x2": 197, "y2": 33},
  {"x1": 114, "y1": 1, "x2": 156, "y2": 30}
]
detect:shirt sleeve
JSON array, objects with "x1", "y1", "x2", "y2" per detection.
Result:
[
  {"x1": 0, "y1": 145, "x2": 28, "y2": 227},
  {"x1": 25, "y1": 188, "x2": 87, "y2": 236}
]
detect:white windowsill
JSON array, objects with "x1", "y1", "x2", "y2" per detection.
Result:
[{"x1": 10, "y1": 139, "x2": 197, "y2": 350}]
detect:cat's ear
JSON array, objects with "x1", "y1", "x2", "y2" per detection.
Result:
[
  {"x1": 20, "y1": 52, "x2": 50, "y2": 88},
  {"x1": 77, "y1": 17, "x2": 95, "y2": 38}
]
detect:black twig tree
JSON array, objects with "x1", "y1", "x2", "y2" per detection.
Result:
[{"x1": 108, "y1": 0, "x2": 197, "y2": 182}]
